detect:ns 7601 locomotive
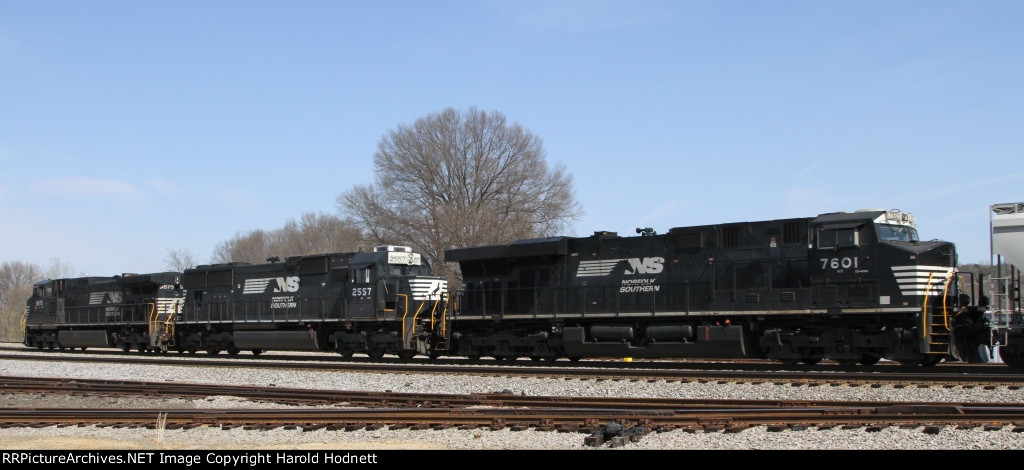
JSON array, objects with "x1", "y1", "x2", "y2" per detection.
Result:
[
  {"x1": 23, "y1": 209, "x2": 998, "y2": 366},
  {"x1": 445, "y1": 209, "x2": 991, "y2": 366}
]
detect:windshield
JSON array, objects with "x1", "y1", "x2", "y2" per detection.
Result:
[
  {"x1": 378, "y1": 263, "x2": 431, "y2": 277},
  {"x1": 876, "y1": 224, "x2": 918, "y2": 242}
]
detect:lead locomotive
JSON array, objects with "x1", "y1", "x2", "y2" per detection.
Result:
[{"x1": 446, "y1": 209, "x2": 989, "y2": 365}]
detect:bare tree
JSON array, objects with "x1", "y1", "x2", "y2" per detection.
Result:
[
  {"x1": 165, "y1": 248, "x2": 201, "y2": 272},
  {"x1": 211, "y1": 229, "x2": 273, "y2": 264},
  {"x1": 338, "y1": 107, "x2": 581, "y2": 281},
  {"x1": 0, "y1": 261, "x2": 44, "y2": 341},
  {"x1": 44, "y1": 258, "x2": 77, "y2": 279},
  {"x1": 211, "y1": 213, "x2": 364, "y2": 264}
]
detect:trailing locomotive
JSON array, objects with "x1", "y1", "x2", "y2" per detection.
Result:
[
  {"x1": 445, "y1": 209, "x2": 989, "y2": 365},
  {"x1": 23, "y1": 246, "x2": 451, "y2": 359},
  {"x1": 23, "y1": 272, "x2": 183, "y2": 352}
]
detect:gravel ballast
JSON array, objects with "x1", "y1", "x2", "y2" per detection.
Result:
[{"x1": 1, "y1": 350, "x2": 1023, "y2": 450}]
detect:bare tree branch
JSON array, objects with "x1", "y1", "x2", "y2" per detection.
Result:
[{"x1": 337, "y1": 107, "x2": 582, "y2": 282}]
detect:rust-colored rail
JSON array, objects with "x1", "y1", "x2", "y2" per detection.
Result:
[
  {"x1": 3, "y1": 405, "x2": 1024, "y2": 433},
  {"x1": 0, "y1": 375, "x2": 1018, "y2": 411},
  {"x1": 2, "y1": 351, "x2": 1023, "y2": 388}
]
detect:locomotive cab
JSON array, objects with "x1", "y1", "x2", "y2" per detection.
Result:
[{"x1": 798, "y1": 209, "x2": 965, "y2": 365}]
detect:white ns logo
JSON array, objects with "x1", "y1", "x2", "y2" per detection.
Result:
[{"x1": 624, "y1": 257, "x2": 664, "y2": 274}]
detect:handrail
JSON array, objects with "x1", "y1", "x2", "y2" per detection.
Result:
[
  {"x1": 428, "y1": 294, "x2": 441, "y2": 331},
  {"x1": 145, "y1": 302, "x2": 157, "y2": 338},
  {"x1": 398, "y1": 294, "x2": 410, "y2": 344},
  {"x1": 941, "y1": 272, "x2": 954, "y2": 330},
  {"x1": 922, "y1": 272, "x2": 935, "y2": 336}
]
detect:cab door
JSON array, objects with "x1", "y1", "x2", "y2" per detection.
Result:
[
  {"x1": 811, "y1": 223, "x2": 869, "y2": 307},
  {"x1": 347, "y1": 264, "x2": 376, "y2": 318}
]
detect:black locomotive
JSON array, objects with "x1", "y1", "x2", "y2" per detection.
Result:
[
  {"x1": 22, "y1": 209, "x2": 997, "y2": 365},
  {"x1": 445, "y1": 209, "x2": 987, "y2": 365},
  {"x1": 23, "y1": 246, "x2": 451, "y2": 359},
  {"x1": 23, "y1": 272, "x2": 183, "y2": 352}
]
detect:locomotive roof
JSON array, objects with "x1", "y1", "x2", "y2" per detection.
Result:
[
  {"x1": 446, "y1": 237, "x2": 568, "y2": 262},
  {"x1": 32, "y1": 272, "x2": 181, "y2": 289},
  {"x1": 811, "y1": 210, "x2": 886, "y2": 225}
]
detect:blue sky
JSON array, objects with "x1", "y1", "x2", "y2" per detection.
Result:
[{"x1": 1, "y1": 0, "x2": 1021, "y2": 276}]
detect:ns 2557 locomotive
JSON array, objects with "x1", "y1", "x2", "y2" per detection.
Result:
[
  {"x1": 23, "y1": 245, "x2": 451, "y2": 359},
  {"x1": 445, "y1": 209, "x2": 990, "y2": 366}
]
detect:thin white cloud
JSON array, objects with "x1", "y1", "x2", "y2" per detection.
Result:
[{"x1": 32, "y1": 176, "x2": 145, "y2": 200}]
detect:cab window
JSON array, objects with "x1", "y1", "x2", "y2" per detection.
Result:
[
  {"x1": 818, "y1": 228, "x2": 859, "y2": 249},
  {"x1": 351, "y1": 265, "x2": 373, "y2": 283},
  {"x1": 876, "y1": 224, "x2": 919, "y2": 242}
]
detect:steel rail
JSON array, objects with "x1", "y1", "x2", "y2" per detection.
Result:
[
  {"x1": 1, "y1": 375, "x2": 1019, "y2": 411},
  {"x1": 2, "y1": 352, "x2": 1023, "y2": 388},
  {"x1": 3, "y1": 406, "x2": 1024, "y2": 431}
]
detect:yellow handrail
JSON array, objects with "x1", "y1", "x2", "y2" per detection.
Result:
[
  {"x1": 428, "y1": 295, "x2": 440, "y2": 331},
  {"x1": 146, "y1": 302, "x2": 157, "y2": 336},
  {"x1": 922, "y1": 272, "x2": 935, "y2": 336},
  {"x1": 164, "y1": 302, "x2": 178, "y2": 341},
  {"x1": 398, "y1": 294, "x2": 410, "y2": 343},
  {"x1": 941, "y1": 272, "x2": 954, "y2": 331},
  {"x1": 20, "y1": 307, "x2": 28, "y2": 338}
]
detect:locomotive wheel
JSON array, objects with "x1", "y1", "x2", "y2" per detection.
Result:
[
  {"x1": 800, "y1": 356, "x2": 823, "y2": 365},
  {"x1": 366, "y1": 348, "x2": 385, "y2": 359},
  {"x1": 206, "y1": 347, "x2": 220, "y2": 355},
  {"x1": 121, "y1": 344, "x2": 131, "y2": 354},
  {"x1": 397, "y1": 349, "x2": 416, "y2": 360},
  {"x1": 337, "y1": 348, "x2": 354, "y2": 358},
  {"x1": 466, "y1": 354, "x2": 481, "y2": 361},
  {"x1": 226, "y1": 345, "x2": 240, "y2": 355},
  {"x1": 1002, "y1": 350, "x2": 1024, "y2": 368},
  {"x1": 920, "y1": 355, "x2": 943, "y2": 366},
  {"x1": 251, "y1": 349, "x2": 264, "y2": 356},
  {"x1": 859, "y1": 354, "x2": 881, "y2": 366},
  {"x1": 834, "y1": 358, "x2": 859, "y2": 366}
]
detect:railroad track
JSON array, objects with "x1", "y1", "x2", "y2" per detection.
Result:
[
  {"x1": 5, "y1": 375, "x2": 1024, "y2": 447},
  {"x1": 2, "y1": 350, "x2": 1023, "y2": 388},
  {"x1": 3, "y1": 404, "x2": 1024, "y2": 448},
  {"x1": 3, "y1": 375, "x2": 1015, "y2": 410}
]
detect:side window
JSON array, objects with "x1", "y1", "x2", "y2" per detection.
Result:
[
  {"x1": 818, "y1": 229, "x2": 835, "y2": 249},
  {"x1": 351, "y1": 265, "x2": 372, "y2": 283},
  {"x1": 818, "y1": 228, "x2": 859, "y2": 249},
  {"x1": 837, "y1": 229, "x2": 859, "y2": 248}
]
